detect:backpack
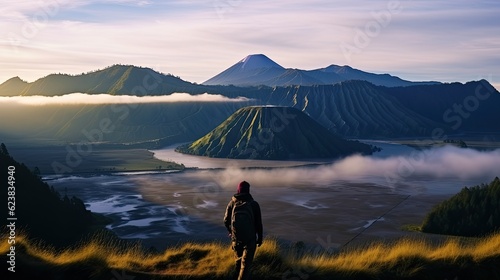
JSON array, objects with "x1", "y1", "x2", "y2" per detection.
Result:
[{"x1": 231, "y1": 198, "x2": 256, "y2": 244}]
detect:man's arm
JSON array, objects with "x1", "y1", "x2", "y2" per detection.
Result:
[
  {"x1": 223, "y1": 200, "x2": 233, "y2": 234},
  {"x1": 253, "y1": 201, "x2": 263, "y2": 245}
]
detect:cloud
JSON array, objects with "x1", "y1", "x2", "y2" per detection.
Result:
[
  {"x1": 209, "y1": 146, "x2": 500, "y2": 193},
  {"x1": 0, "y1": 92, "x2": 251, "y2": 105}
]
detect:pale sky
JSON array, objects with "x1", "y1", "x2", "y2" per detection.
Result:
[{"x1": 1, "y1": 0, "x2": 499, "y2": 90}]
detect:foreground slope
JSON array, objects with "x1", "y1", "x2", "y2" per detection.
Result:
[
  {"x1": 2, "y1": 233, "x2": 500, "y2": 279},
  {"x1": 0, "y1": 144, "x2": 106, "y2": 246},
  {"x1": 176, "y1": 106, "x2": 377, "y2": 160}
]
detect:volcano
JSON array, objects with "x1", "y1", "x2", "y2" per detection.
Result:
[
  {"x1": 176, "y1": 106, "x2": 378, "y2": 160},
  {"x1": 202, "y1": 54, "x2": 286, "y2": 87},
  {"x1": 202, "y1": 54, "x2": 440, "y2": 87}
]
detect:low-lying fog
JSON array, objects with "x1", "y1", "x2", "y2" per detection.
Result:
[
  {"x1": 47, "y1": 142, "x2": 500, "y2": 249},
  {"x1": 0, "y1": 92, "x2": 250, "y2": 105},
  {"x1": 153, "y1": 141, "x2": 500, "y2": 191}
]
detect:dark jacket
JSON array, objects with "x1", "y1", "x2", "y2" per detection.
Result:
[{"x1": 224, "y1": 193, "x2": 263, "y2": 244}]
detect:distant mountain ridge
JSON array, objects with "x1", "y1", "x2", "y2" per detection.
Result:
[
  {"x1": 203, "y1": 54, "x2": 440, "y2": 87},
  {"x1": 0, "y1": 57, "x2": 455, "y2": 97},
  {"x1": 0, "y1": 62, "x2": 499, "y2": 148},
  {"x1": 0, "y1": 65, "x2": 195, "y2": 96}
]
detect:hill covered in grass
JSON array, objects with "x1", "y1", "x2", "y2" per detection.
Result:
[
  {"x1": 176, "y1": 106, "x2": 378, "y2": 160},
  {"x1": 2, "y1": 232, "x2": 500, "y2": 279}
]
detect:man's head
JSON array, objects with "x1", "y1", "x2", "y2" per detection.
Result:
[{"x1": 237, "y1": 181, "x2": 250, "y2": 194}]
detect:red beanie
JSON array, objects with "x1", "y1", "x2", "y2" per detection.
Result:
[{"x1": 237, "y1": 181, "x2": 250, "y2": 194}]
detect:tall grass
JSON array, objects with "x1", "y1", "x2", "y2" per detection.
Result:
[
  {"x1": 295, "y1": 234, "x2": 500, "y2": 278},
  {"x1": 2, "y1": 232, "x2": 500, "y2": 279}
]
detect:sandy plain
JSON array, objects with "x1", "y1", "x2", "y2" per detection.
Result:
[{"x1": 39, "y1": 140, "x2": 495, "y2": 251}]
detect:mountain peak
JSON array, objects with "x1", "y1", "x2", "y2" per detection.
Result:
[
  {"x1": 2, "y1": 76, "x2": 27, "y2": 84},
  {"x1": 320, "y1": 65, "x2": 354, "y2": 73},
  {"x1": 202, "y1": 54, "x2": 286, "y2": 86},
  {"x1": 238, "y1": 54, "x2": 284, "y2": 70},
  {"x1": 0, "y1": 76, "x2": 29, "y2": 96},
  {"x1": 203, "y1": 55, "x2": 439, "y2": 87},
  {"x1": 176, "y1": 106, "x2": 376, "y2": 160}
]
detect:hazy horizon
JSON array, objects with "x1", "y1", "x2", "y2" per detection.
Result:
[{"x1": 1, "y1": 1, "x2": 499, "y2": 90}]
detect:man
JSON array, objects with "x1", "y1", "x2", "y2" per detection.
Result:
[{"x1": 224, "y1": 181, "x2": 263, "y2": 280}]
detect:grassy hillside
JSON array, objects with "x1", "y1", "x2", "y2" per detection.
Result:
[
  {"x1": 177, "y1": 106, "x2": 377, "y2": 159},
  {"x1": 2, "y1": 232, "x2": 500, "y2": 279}
]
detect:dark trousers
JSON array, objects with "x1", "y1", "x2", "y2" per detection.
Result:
[{"x1": 232, "y1": 241, "x2": 257, "y2": 280}]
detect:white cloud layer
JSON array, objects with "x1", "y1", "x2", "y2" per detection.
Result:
[
  {"x1": 211, "y1": 146, "x2": 500, "y2": 194},
  {"x1": 0, "y1": 93, "x2": 250, "y2": 105}
]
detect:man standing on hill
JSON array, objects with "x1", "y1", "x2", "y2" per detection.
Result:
[{"x1": 224, "y1": 181, "x2": 263, "y2": 280}]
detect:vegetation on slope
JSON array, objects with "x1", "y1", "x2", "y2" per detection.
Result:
[
  {"x1": 421, "y1": 177, "x2": 500, "y2": 237},
  {"x1": 0, "y1": 144, "x2": 110, "y2": 247},
  {"x1": 176, "y1": 106, "x2": 378, "y2": 160}
]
